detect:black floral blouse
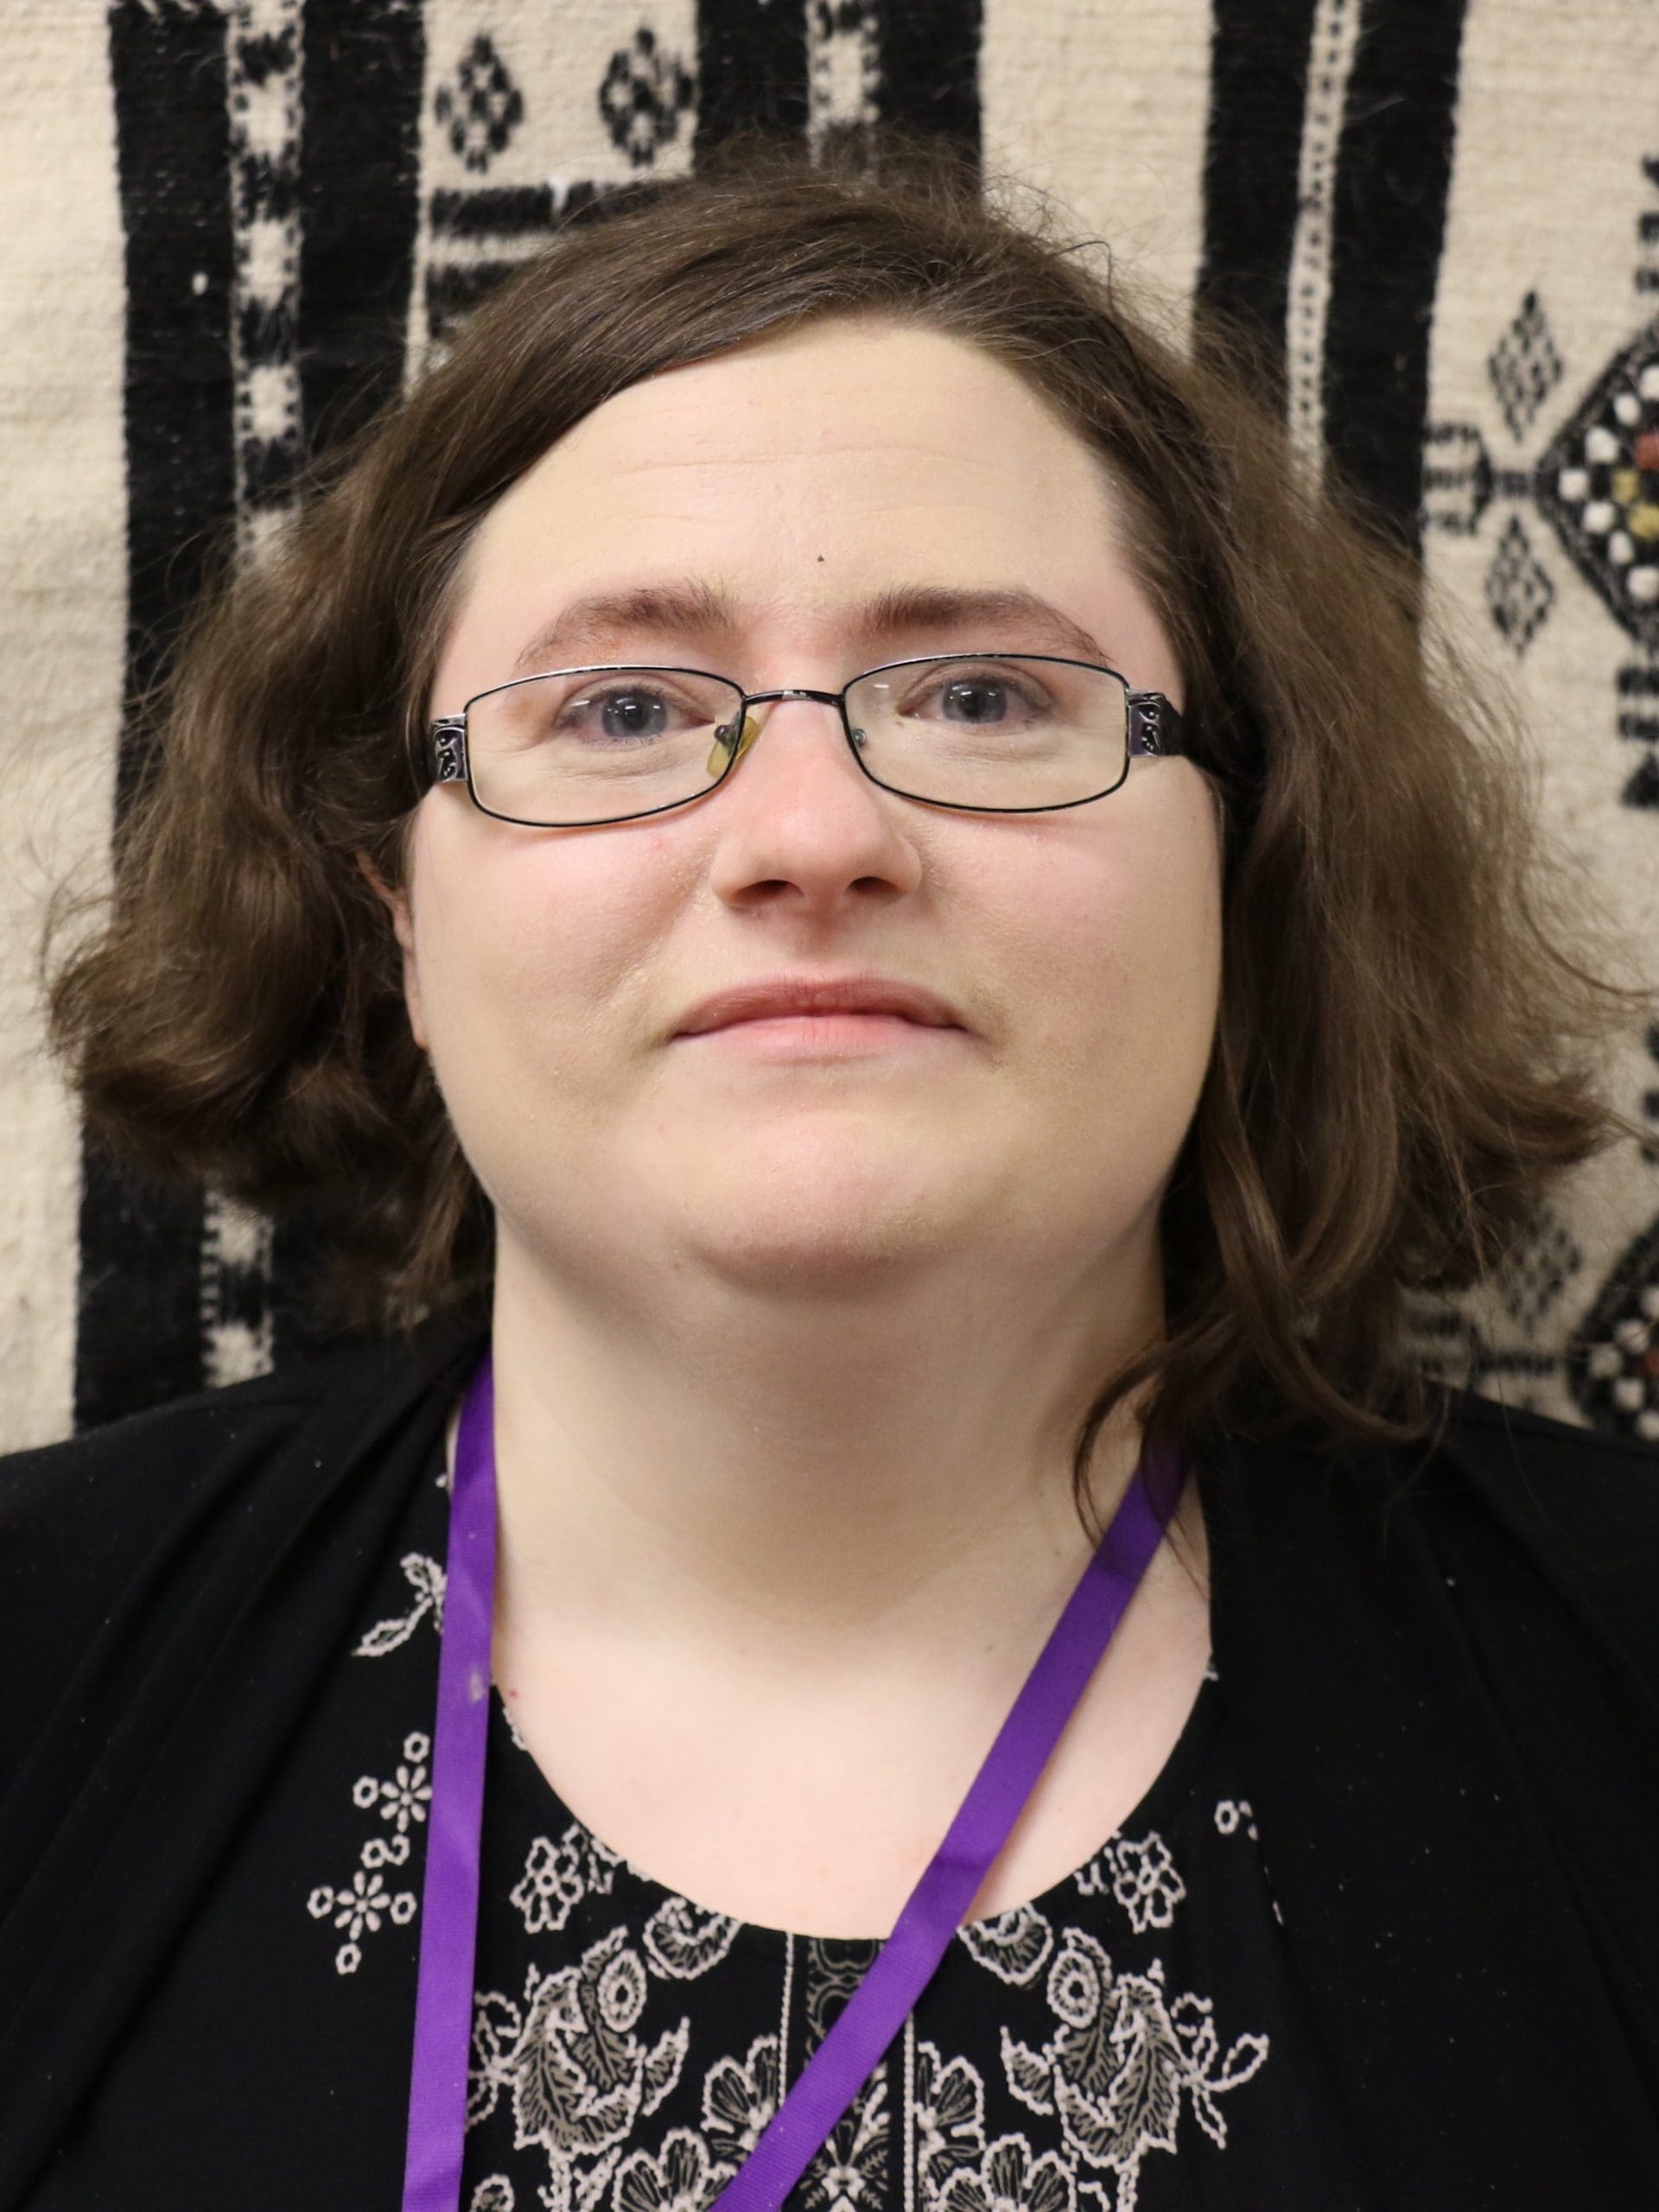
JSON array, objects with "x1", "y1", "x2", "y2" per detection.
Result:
[{"x1": 282, "y1": 1445, "x2": 1377, "y2": 2212}]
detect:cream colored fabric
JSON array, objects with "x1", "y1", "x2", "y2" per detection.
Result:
[
  {"x1": 0, "y1": 0, "x2": 1652, "y2": 1446},
  {"x1": 0, "y1": 3, "x2": 124, "y2": 1446}
]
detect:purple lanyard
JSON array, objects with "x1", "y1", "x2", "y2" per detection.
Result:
[{"x1": 400, "y1": 1354, "x2": 1179, "y2": 2212}]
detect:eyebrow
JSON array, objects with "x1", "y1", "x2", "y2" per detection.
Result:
[{"x1": 507, "y1": 582, "x2": 1113, "y2": 677}]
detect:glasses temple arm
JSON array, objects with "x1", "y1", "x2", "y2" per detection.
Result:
[
  {"x1": 1127, "y1": 691, "x2": 1186, "y2": 760},
  {"x1": 428, "y1": 716, "x2": 467, "y2": 785}
]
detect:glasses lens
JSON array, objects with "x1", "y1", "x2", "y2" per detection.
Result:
[
  {"x1": 466, "y1": 667, "x2": 745, "y2": 825},
  {"x1": 845, "y1": 657, "x2": 1129, "y2": 809}
]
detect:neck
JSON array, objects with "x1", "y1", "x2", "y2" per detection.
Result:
[{"x1": 485, "y1": 1226, "x2": 1166, "y2": 1674}]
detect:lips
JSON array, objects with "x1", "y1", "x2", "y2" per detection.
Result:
[{"x1": 674, "y1": 974, "x2": 963, "y2": 1037}]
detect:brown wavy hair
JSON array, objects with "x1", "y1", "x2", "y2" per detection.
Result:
[{"x1": 47, "y1": 134, "x2": 1645, "y2": 1478}]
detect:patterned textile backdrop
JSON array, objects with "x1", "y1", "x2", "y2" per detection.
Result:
[{"x1": 1, "y1": 0, "x2": 1656, "y2": 1450}]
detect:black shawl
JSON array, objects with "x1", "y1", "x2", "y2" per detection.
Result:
[{"x1": 2, "y1": 1329, "x2": 1656, "y2": 2206}]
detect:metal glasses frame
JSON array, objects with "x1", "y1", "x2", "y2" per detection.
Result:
[{"x1": 424, "y1": 651, "x2": 1189, "y2": 829}]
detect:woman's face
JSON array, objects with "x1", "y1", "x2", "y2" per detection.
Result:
[{"x1": 402, "y1": 317, "x2": 1223, "y2": 1314}]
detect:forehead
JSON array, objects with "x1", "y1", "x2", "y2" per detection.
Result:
[
  {"x1": 441, "y1": 318, "x2": 1160, "y2": 682},
  {"x1": 518, "y1": 313, "x2": 1106, "y2": 472}
]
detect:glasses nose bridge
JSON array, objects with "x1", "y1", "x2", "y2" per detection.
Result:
[
  {"x1": 740, "y1": 683, "x2": 846, "y2": 715},
  {"x1": 728, "y1": 683, "x2": 855, "y2": 766}
]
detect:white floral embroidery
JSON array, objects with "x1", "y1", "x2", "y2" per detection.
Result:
[
  {"x1": 470, "y1": 2180, "x2": 514, "y2": 2212},
  {"x1": 613, "y1": 2126, "x2": 731, "y2": 2212},
  {"x1": 1073, "y1": 1833, "x2": 1186, "y2": 1933},
  {"x1": 352, "y1": 1731, "x2": 432, "y2": 1834},
  {"x1": 307, "y1": 1728, "x2": 424, "y2": 1973},
  {"x1": 510, "y1": 1824, "x2": 623, "y2": 1934},
  {"x1": 802, "y1": 1935, "x2": 880, "y2": 2046},
  {"x1": 644, "y1": 1895, "x2": 741, "y2": 1980},
  {"x1": 914, "y1": 2044, "x2": 986, "y2": 2207},
  {"x1": 470, "y1": 1987, "x2": 528, "y2": 2129},
  {"x1": 540, "y1": 2144, "x2": 621, "y2": 2212},
  {"x1": 940, "y1": 2134, "x2": 1075, "y2": 2212},
  {"x1": 1213, "y1": 1799, "x2": 1258, "y2": 1841},
  {"x1": 1001, "y1": 1930, "x2": 1268, "y2": 2211},
  {"x1": 353, "y1": 1553, "x2": 446, "y2": 1655},
  {"x1": 957, "y1": 1905, "x2": 1054, "y2": 1987},
  {"x1": 468, "y1": 1931, "x2": 689, "y2": 2202},
  {"x1": 804, "y1": 2074, "x2": 887, "y2": 2212},
  {"x1": 701, "y1": 2034, "x2": 779, "y2": 2162},
  {"x1": 1169, "y1": 1992, "x2": 1270, "y2": 2148},
  {"x1": 304, "y1": 1866, "x2": 417, "y2": 1974}
]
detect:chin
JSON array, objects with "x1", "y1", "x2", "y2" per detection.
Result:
[
  {"x1": 696, "y1": 1226, "x2": 941, "y2": 1300},
  {"x1": 679, "y1": 1169, "x2": 958, "y2": 1293}
]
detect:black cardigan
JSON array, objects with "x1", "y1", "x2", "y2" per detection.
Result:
[{"x1": 1, "y1": 1329, "x2": 1656, "y2": 2208}]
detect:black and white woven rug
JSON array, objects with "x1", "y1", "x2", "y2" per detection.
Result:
[{"x1": 1, "y1": 0, "x2": 1655, "y2": 1447}]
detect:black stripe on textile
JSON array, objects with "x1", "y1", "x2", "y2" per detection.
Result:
[
  {"x1": 83, "y1": 1, "x2": 241, "y2": 1427},
  {"x1": 107, "y1": 1, "x2": 238, "y2": 820},
  {"x1": 1617, "y1": 660, "x2": 1659, "y2": 774},
  {"x1": 232, "y1": 25, "x2": 304, "y2": 505},
  {"x1": 694, "y1": 0, "x2": 810, "y2": 157},
  {"x1": 1322, "y1": 0, "x2": 1470, "y2": 562},
  {"x1": 73, "y1": 1154, "x2": 210, "y2": 1431},
  {"x1": 1194, "y1": 0, "x2": 1318, "y2": 402},
  {"x1": 296, "y1": 0, "x2": 426, "y2": 461},
  {"x1": 430, "y1": 184, "x2": 557, "y2": 241},
  {"x1": 262, "y1": 0, "x2": 427, "y2": 1366},
  {"x1": 875, "y1": 0, "x2": 982, "y2": 161},
  {"x1": 1639, "y1": 161, "x2": 1659, "y2": 294},
  {"x1": 425, "y1": 258, "x2": 537, "y2": 332}
]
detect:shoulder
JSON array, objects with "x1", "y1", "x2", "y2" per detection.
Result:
[
  {"x1": 2, "y1": 1354, "x2": 335, "y2": 1522},
  {"x1": 1203, "y1": 1389, "x2": 1659, "y2": 1695},
  {"x1": 0, "y1": 1326, "x2": 479, "y2": 1776},
  {"x1": 1434, "y1": 1384, "x2": 1659, "y2": 1487},
  {"x1": 1205, "y1": 1385, "x2": 1659, "y2": 1535},
  {"x1": 1422, "y1": 1389, "x2": 1659, "y2": 1681},
  {"x1": 0, "y1": 1332, "x2": 430, "y2": 1555},
  {"x1": 1338, "y1": 1390, "x2": 1657, "y2": 1700},
  {"x1": 1419, "y1": 1387, "x2": 1659, "y2": 1572},
  {"x1": 0, "y1": 1351, "x2": 349, "y2": 1662},
  {"x1": 1228, "y1": 1386, "x2": 1659, "y2": 1553}
]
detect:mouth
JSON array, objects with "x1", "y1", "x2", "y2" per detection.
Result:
[
  {"x1": 675, "y1": 1008, "x2": 965, "y2": 1058},
  {"x1": 673, "y1": 975, "x2": 965, "y2": 1039}
]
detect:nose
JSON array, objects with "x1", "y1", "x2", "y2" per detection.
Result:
[{"x1": 704, "y1": 692, "x2": 922, "y2": 912}]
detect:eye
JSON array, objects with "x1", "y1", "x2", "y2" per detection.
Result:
[
  {"x1": 901, "y1": 664, "x2": 1052, "y2": 728},
  {"x1": 939, "y1": 677, "x2": 1014, "y2": 724},
  {"x1": 562, "y1": 683, "x2": 677, "y2": 742}
]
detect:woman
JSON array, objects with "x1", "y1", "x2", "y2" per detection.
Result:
[{"x1": 3, "y1": 143, "x2": 1656, "y2": 2209}]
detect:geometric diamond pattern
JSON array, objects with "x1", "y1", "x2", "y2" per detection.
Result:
[
  {"x1": 1536, "y1": 315, "x2": 1659, "y2": 647},
  {"x1": 1495, "y1": 1208, "x2": 1583, "y2": 1332},
  {"x1": 1487, "y1": 290, "x2": 1563, "y2": 440},
  {"x1": 1484, "y1": 514, "x2": 1555, "y2": 653},
  {"x1": 433, "y1": 35, "x2": 525, "y2": 175},
  {"x1": 598, "y1": 27, "x2": 696, "y2": 169},
  {"x1": 1421, "y1": 420, "x2": 1496, "y2": 537},
  {"x1": 1567, "y1": 1214, "x2": 1659, "y2": 1441}
]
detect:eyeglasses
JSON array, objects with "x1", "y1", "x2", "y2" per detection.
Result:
[{"x1": 424, "y1": 652, "x2": 1187, "y2": 829}]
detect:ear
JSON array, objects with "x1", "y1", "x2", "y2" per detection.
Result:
[{"x1": 357, "y1": 851, "x2": 429, "y2": 1052}]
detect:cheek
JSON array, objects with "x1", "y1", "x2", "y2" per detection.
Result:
[
  {"x1": 1001, "y1": 797, "x2": 1222, "y2": 1098},
  {"x1": 403, "y1": 808, "x2": 680, "y2": 1089}
]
